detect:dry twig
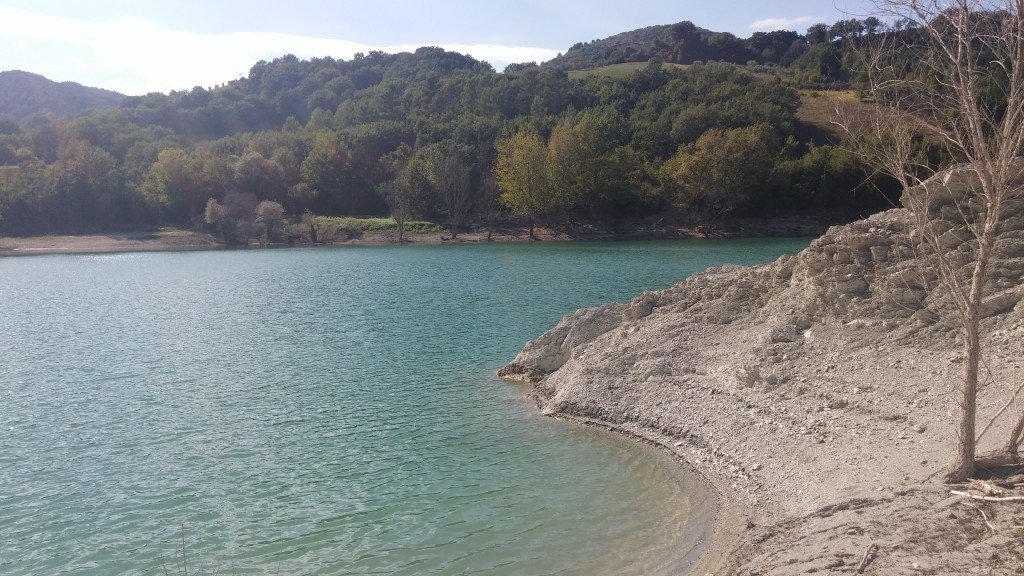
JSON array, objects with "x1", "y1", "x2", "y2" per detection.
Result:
[
  {"x1": 965, "y1": 503, "x2": 997, "y2": 533},
  {"x1": 969, "y1": 479, "x2": 1006, "y2": 496},
  {"x1": 976, "y1": 380, "x2": 1024, "y2": 443},
  {"x1": 856, "y1": 542, "x2": 878, "y2": 574},
  {"x1": 951, "y1": 490, "x2": 1024, "y2": 502}
]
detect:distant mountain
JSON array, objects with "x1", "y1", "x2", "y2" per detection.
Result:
[
  {"x1": 0, "y1": 71, "x2": 124, "y2": 122},
  {"x1": 544, "y1": 20, "x2": 815, "y2": 71}
]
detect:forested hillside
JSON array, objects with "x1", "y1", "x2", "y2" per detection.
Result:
[
  {"x1": 0, "y1": 71, "x2": 124, "y2": 123},
  {"x1": 0, "y1": 18, "x2": 906, "y2": 241},
  {"x1": 549, "y1": 17, "x2": 894, "y2": 87}
]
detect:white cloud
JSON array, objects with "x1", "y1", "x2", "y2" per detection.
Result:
[
  {"x1": 749, "y1": 16, "x2": 821, "y2": 32},
  {"x1": 0, "y1": 5, "x2": 561, "y2": 95}
]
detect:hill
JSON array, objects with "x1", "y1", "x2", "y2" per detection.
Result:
[
  {"x1": 0, "y1": 17, "x2": 899, "y2": 238},
  {"x1": 0, "y1": 71, "x2": 124, "y2": 122},
  {"x1": 546, "y1": 22, "x2": 685, "y2": 69},
  {"x1": 544, "y1": 18, "x2": 879, "y2": 89}
]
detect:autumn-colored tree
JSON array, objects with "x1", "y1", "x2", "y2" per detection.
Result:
[
  {"x1": 495, "y1": 127, "x2": 556, "y2": 239},
  {"x1": 141, "y1": 147, "x2": 229, "y2": 225},
  {"x1": 254, "y1": 200, "x2": 287, "y2": 244}
]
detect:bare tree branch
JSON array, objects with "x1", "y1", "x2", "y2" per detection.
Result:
[{"x1": 843, "y1": 0, "x2": 1024, "y2": 481}]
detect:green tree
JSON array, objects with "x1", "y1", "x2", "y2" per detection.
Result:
[
  {"x1": 300, "y1": 131, "x2": 357, "y2": 215},
  {"x1": 547, "y1": 108, "x2": 642, "y2": 217},
  {"x1": 661, "y1": 124, "x2": 778, "y2": 234},
  {"x1": 141, "y1": 147, "x2": 229, "y2": 225},
  {"x1": 45, "y1": 139, "x2": 123, "y2": 232},
  {"x1": 233, "y1": 150, "x2": 286, "y2": 203}
]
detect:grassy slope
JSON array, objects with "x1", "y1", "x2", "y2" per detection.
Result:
[
  {"x1": 794, "y1": 89, "x2": 866, "y2": 145},
  {"x1": 566, "y1": 62, "x2": 690, "y2": 80}
]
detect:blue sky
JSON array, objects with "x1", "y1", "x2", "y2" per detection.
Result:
[{"x1": 0, "y1": 0, "x2": 874, "y2": 95}]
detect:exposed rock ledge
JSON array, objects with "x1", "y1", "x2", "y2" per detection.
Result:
[{"x1": 500, "y1": 166, "x2": 1024, "y2": 575}]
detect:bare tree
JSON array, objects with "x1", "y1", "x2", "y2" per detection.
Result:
[
  {"x1": 204, "y1": 192, "x2": 259, "y2": 245},
  {"x1": 423, "y1": 143, "x2": 473, "y2": 239},
  {"x1": 380, "y1": 173, "x2": 414, "y2": 244},
  {"x1": 838, "y1": 0, "x2": 1024, "y2": 481},
  {"x1": 475, "y1": 168, "x2": 503, "y2": 241}
]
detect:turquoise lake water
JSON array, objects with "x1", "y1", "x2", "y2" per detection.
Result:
[{"x1": 0, "y1": 238, "x2": 808, "y2": 575}]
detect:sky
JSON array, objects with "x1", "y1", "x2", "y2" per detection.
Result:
[{"x1": 0, "y1": 0, "x2": 875, "y2": 96}]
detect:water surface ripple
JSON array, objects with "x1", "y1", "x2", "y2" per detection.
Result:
[{"x1": 0, "y1": 239, "x2": 807, "y2": 575}]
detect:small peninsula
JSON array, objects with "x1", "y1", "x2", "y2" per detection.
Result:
[{"x1": 501, "y1": 165, "x2": 1024, "y2": 574}]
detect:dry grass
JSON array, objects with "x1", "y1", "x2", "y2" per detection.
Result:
[{"x1": 795, "y1": 89, "x2": 875, "y2": 144}]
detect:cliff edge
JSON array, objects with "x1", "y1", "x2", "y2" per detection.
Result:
[{"x1": 501, "y1": 166, "x2": 1024, "y2": 575}]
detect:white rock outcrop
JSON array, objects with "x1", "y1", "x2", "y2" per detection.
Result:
[{"x1": 500, "y1": 163, "x2": 1024, "y2": 575}]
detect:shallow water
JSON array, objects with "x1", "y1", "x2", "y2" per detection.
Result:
[{"x1": 0, "y1": 239, "x2": 807, "y2": 575}]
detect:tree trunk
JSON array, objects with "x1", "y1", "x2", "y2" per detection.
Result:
[
  {"x1": 528, "y1": 219, "x2": 535, "y2": 240},
  {"x1": 1005, "y1": 410, "x2": 1024, "y2": 456},
  {"x1": 945, "y1": 225, "x2": 997, "y2": 483},
  {"x1": 450, "y1": 222, "x2": 457, "y2": 239},
  {"x1": 946, "y1": 311, "x2": 981, "y2": 482}
]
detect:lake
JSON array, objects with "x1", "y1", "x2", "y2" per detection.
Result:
[{"x1": 0, "y1": 238, "x2": 807, "y2": 575}]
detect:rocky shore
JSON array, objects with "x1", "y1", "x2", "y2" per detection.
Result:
[{"x1": 500, "y1": 167, "x2": 1024, "y2": 574}]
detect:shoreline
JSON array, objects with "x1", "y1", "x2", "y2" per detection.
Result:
[
  {"x1": 0, "y1": 216, "x2": 838, "y2": 258},
  {"x1": 498, "y1": 206, "x2": 1024, "y2": 574},
  {"x1": 542, "y1": 411, "x2": 745, "y2": 576}
]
